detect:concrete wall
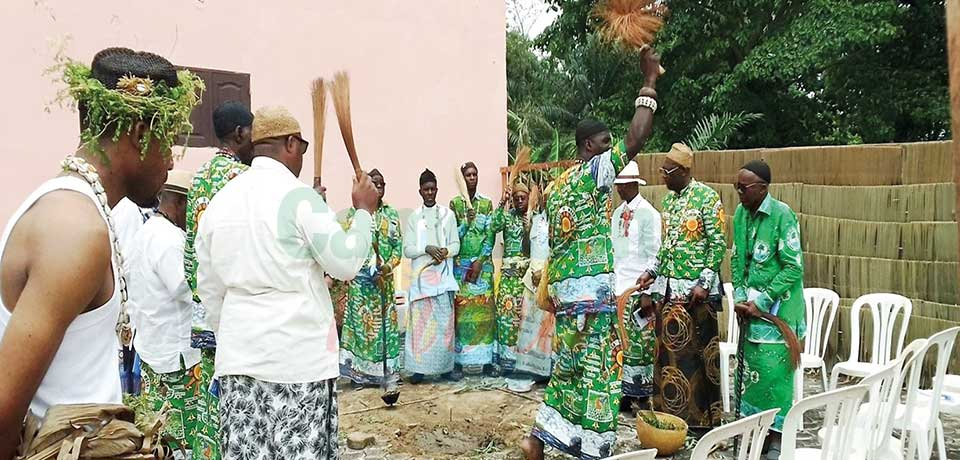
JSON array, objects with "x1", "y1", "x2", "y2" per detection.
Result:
[{"x1": 0, "y1": 0, "x2": 506, "y2": 220}]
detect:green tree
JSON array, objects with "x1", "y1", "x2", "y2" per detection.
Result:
[{"x1": 524, "y1": 0, "x2": 951, "y2": 148}]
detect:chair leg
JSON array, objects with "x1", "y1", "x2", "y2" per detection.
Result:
[
  {"x1": 820, "y1": 362, "x2": 829, "y2": 392},
  {"x1": 935, "y1": 420, "x2": 946, "y2": 460},
  {"x1": 907, "y1": 432, "x2": 918, "y2": 460},
  {"x1": 721, "y1": 354, "x2": 731, "y2": 414}
]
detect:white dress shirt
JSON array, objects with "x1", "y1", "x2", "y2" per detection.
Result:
[
  {"x1": 196, "y1": 156, "x2": 372, "y2": 384},
  {"x1": 112, "y1": 197, "x2": 145, "y2": 273},
  {"x1": 611, "y1": 193, "x2": 662, "y2": 296},
  {"x1": 129, "y1": 215, "x2": 201, "y2": 374},
  {"x1": 403, "y1": 204, "x2": 460, "y2": 302}
]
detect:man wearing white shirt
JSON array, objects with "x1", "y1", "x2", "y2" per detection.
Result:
[
  {"x1": 128, "y1": 170, "x2": 201, "y2": 452},
  {"x1": 196, "y1": 106, "x2": 378, "y2": 460},
  {"x1": 611, "y1": 161, "x2": 661, "y2": 405}
]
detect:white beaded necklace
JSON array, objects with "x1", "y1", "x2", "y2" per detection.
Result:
[{"x1": 60, "y1": 155, "x2": 133, "y2": 347}]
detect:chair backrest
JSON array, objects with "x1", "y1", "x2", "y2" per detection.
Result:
[
  {"x1": 604, "y1": 448, "x2": 658, "y2": 460},
  {"x1": 723, "y1": 282, "x2": 738, "y2": 342},
  {"x1": 781, "y1": 385, "x2": 870, "y2": 460},
  {"x1": 848, "y1": 293, "x2": 912, "y2": 366},
  {"x1": 803, "y1": 288, "x2": 840, "y2": 358},
  {"x1": 857, "y1": 360, "x2": 902, "y2": 460},
  {"x1": 900, "y1": 327, "x2": 960, "y2": 456},
  {"x1": 690, "y1": 408, "x2": 778, "y2": 460}
]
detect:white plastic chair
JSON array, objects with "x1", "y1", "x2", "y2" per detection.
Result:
[
  {"x1": 689, "y1": 408, "x2": 778, "y2": 460},
  {"x1": 821, "y1": 338, "x2": 927, "y2": 460},
  {"x1": 781, "y1": 385, "x2": 870, "y2": 460},
  {"x1": 830, "y1": 293, "x2": 912, "y2": 389},
  {"x1": 603, "y1": 448, "x2": 657, "y2": 460},
  {"x1": 894, "y1": 326, "x2": 960, "y2": 460},
  {"x1": 720, "y1": 282, "x2": 739, "y2": 413},
  {"x1": 801, "y1": 288, "x2": 840, "y2": 392}
]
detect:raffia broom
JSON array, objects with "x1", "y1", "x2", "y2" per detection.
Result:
[
  {"x1": 594, "y1": 0, "x2": 668, "y2": 75},
  {"x1": 330, "y1": 71, "x2": 363, "y2": 179},
  {"x1": 310, "y1": 78, "x2": 326, "y2": 186},
  {"x1": 455, "y1": 166, "x2": 473, "y2": 210},
  {"x1": 505, "y1": 146, "x2": 532, "y2": 211}
]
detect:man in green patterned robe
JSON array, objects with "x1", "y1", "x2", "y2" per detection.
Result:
[
  {"x1": 339, "y1": 169, "x2": 403, "y2": 389},
  {"x1": 521, "y1": 49, "x2": 662, "y2": 460},
  {"x1": 183, "y1": 101, "x2": 253, "y2": 460},
  {"x1": 732, "y1": 160, "x2": 805, "y2": 458},
  {"x1": 638, "y1": 143, "x2": 726, "y2": 431},
  {"x1": 491, "y1": 182, "x2": 531, "y2": 374},
  {"x1": 450, "y1": 162, "x2": 496, "y2": 376}
]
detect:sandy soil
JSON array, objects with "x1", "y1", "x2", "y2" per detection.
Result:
[{"x1": 338, "y1": 379, "x2": 541, "y2": 459}]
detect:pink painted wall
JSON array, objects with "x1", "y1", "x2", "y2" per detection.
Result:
[{"x1": 0, "y1": 0, "x2": 506, "y2": 221}]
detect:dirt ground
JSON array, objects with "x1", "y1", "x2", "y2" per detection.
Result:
[{"x1": 338, "y1": 378, "x2": 541, "y2": 459}]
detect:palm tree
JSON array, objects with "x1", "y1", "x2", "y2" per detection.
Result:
[{"x1": 684, "y1": 112, "x2": 763, "y2": 151}]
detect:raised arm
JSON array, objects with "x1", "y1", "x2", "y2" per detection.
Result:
[
  {"x1": 0, "y1": 195, "x2": 112, "y2": 460},
  {"x1": 623, "y1": 49, "x2": 663, "y2": 161}
]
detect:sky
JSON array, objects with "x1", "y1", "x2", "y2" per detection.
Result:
[{"x1": 505, "y1": 0, "x2": 560, "y2": 38}]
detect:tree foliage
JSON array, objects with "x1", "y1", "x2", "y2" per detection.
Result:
[{"x1": 506, "y1": 0, "x2": 951, "y2": 161}]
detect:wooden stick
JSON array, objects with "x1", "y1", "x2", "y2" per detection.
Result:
[
  {"x1": 310, "y1": 78, "x2": 326, "y2": 183},
  {"x1": 340, "y1": 388, "x2": 463, "y2": 416},
  {"x1": 947, "y1": 0, "x2": 960, "y2": 289},
  {"x1": 330, "y1": 71, "x2": 363, "y2": 179}
]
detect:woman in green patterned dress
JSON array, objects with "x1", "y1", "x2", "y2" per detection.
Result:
[
  {"x1": 339, "y1": 169, "x2": 403, "y2": 389},
  {"x1": 449, "y1": 162, "x2": 496, "y2": 376},
  {"x1": 490, "y1": 182, "x2": 531, "y2": 374}
]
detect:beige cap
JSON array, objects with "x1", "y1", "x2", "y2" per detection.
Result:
[
  {"x1": 163, "y1": 170, "x2": 193, "y2": 195},
  {"x1": 666, "y1": 143, "x2": 694, "y2": 169},
  {"x1": 252, "y1": 106, "x2": 302, "y2": 143},
  {"x1": 614, "y1": 161, "x2": 646, "y2": 185}
]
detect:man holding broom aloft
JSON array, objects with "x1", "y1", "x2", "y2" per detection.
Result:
[
  {"x1": 521, "y1": 47, "x2": 662, "y2": 460},
  {"x1": 196, "y1": 106, "x2": 378, "y2": 459},
  {"x1": 731, "y1": 160, "x2": 805, "y2": 459}
]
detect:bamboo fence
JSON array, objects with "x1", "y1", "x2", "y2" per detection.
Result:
[{"x1": 503, "y1": 140, "x2": 959, "y2": 372}]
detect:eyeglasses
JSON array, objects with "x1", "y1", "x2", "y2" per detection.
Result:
[
  {"x1": 290, "y1": 135, "x2": 309, "y2": 155},
  {"x1": 735, "y1": 182, "x2": 766, "y2": 194},
  {"x1": 659, "y1": 165, "x2": 681, "y2": 176}
]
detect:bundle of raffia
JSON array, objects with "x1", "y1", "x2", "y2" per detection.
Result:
[
  {"x1": 455, "y1": 166, "x2": 473, "y2": 210},
  {"x1": 594, "y1": 0, "x2": 667, "y2": 74},
  {"x1": 329, "y1": 72, "x2": 363, "y2": 179},
  {"x1": 17, "y1": 404, "x2": 170, "y2": 460},
  {"x1": 310, "y1": 78, "x2": 326, "y2": 186}
]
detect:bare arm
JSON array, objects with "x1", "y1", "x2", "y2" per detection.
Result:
[
  {"x1": 0, "y1": 194, "x2": 112, "y2": 460},
  {"x1": 623, "y1": 49, "x2": 663, "y2": 160}
]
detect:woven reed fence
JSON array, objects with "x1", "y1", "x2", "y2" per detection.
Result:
[
  {"x1": 497, "y1": 141, "x2": 958, "y2": 373},
  {"x1": 631, "y1": 141, "x2": 960, "y2": 374}
]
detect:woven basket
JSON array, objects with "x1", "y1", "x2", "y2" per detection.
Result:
[{"x1": 635, "y1": 411, "x2": 687, "y2": 455}]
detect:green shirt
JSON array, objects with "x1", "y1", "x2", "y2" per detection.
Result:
[
  {"x1": 545, "y1": 140, "x2": 627, "y2": 309},
  {"x1": 449, "y1": 194, "x2": 495, "y2": 262},
  {"x1": 490, "y1": 206, "x2": 527, "y2": 260},
  {"x1": 731, "y1": 194, "x2": 806, "y2": 342},
  {"x1": 655, "y1": 179, "x2": 726, "y2": 290},
  {"x1": 342, "y1": 204, "x2": 402, "y2": 272}
]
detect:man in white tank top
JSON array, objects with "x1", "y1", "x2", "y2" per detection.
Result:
[{"x1": 0, "y1": 47, "x2": 202, "y2": 460}]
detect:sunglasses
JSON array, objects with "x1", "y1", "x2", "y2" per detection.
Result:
[
  {"x1": 659, "y1": 165, "x2": 682, "y2": 176},
  {"x1": 290, "y1": 135, "x2": 309, "y2": 155},
  {"x1": 735, "y1": 182, "x2": 766, "y2": 194}
]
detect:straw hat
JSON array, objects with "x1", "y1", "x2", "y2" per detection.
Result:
[
  {"x1": 615, "y1": 161, "x2": 646, "y2": 185},
  {"x1": 163, "y1": 170, "x2": 193, "y2": 195},
  {"x1": 252, "y1": 106, "x2": 302, "y2": 143},
  {"x1": 666, "y1": 143, "x2": 694, "y2": 169}
]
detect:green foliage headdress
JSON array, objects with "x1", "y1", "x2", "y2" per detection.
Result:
[{"x1": 56, "y1": 58, "x2": 204, "y2": 159}]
